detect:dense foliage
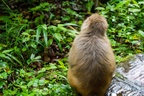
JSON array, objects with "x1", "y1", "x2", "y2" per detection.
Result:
[{"x1": 0, "y1": 0, "x2": 144, "y2": 95}]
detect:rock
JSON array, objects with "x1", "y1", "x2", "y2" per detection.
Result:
[{"x1": 107, "y1": 54, "x2": 144, "y2": 96}]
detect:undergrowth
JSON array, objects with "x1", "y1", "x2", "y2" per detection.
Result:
[{"x1": 0, "y1": 0, "x2": 144, "y2": 95}]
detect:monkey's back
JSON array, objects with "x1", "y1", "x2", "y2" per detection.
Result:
[{"x1": 68, "y1": 34, "x2": 116, "y2": 96}]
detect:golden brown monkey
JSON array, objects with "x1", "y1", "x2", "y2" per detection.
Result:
[{"x1": 67, "y1": 13, "x2": 116, "y2": 96}]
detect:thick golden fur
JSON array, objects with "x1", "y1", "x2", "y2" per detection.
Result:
[{"x1": 67, "y1": 13, "x2": 116, "y2": 96}]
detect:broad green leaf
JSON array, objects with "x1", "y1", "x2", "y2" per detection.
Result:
[
  {"x1": 46, "y1": 64, "x2": 57, "y2": 70},
  {"x1": 86, "y1": 0, "x2": 94, "y2": 12},
  {"x1": 22, "y1": 32, "x2": 30, "y2": 36},
  {"x1": 0, "y1": 81, "x2": 5, "y2": 88},
  {"x1": 58, "y1": 60, "x2": 67, "y2": 70},
  {"x1": 96, "y1": 7, "x2": 105, "y2": 11},
  {"x1": 22, "y1": 47, "x2": 27, "y2": 51},
  {"x1": 129, "y1": 8, "x2": 141, "y2": 12},
  {"x1": 58, "y1": 43, "x2": 62, "y2": 51},
  {"x1": 22, "y1": 37, "x2": 30, "y2": 42},
  {"x1": 57, "y1": 26, "x2": 67, "y2": 32},
  {"x1": 116, "y1": 1, "x2": 127, "y2": 9},
  {"x1": 132, "y1": 0, "x2": 138, "y2": 4},
  {"x1": 58, "y1": 60, "x2": 64, "y2": 66},
  {"x1": 138, "y1": 1, "x2": 144, "y2": 4},
  {"x1": 54, "y1": 33, "x2": 63, "y2": 41},
  {"x1": 48, "y1": 25, "x2": 57, "y2": 32},
  {"x1": 33, "y1": 79, "x2": 39, "y2": 87},
  {"x1": 0, "y1": 60, "x2": 7, "y2": 68},
  {"x1": 30, "y1": 42, "x2": 37, "y2": 49},
  {"x1": 36, "y1": 73, "x2": 45, "y2": 79},
  {"x1": 0, "y1": 72, "x2": 8, "y2": 79},
  {"x1": 2, "y1": 49, "x2": 13, "y2": 53},
  {"x1": 48, "y1": 38, "x2": 53, "y2": 47},
  {"x1": 43, "y1": 29, "x2": 48, "y2": 47},
  {"x1": 30, "y1": 54, "x2": 35, "y2": 59},
  {"x1": 68, "y1": 30, "x2": 78, "y2": 37},
  {"x1": 138, "y1": 30, "x2": 144, "y2": 37},
  {"x1": 41, "y1": 24, "x2": 47, "y2": 30},
  {"x1": 0, "y1": 53, "x2": 6, "y2": 58},
  {"x1": 27, "y1": 80, "x2": 34, "y2": 87},
  {"x1": 0, "y1": 46, "x2": 2, "y2": 50},
  {"x1": 39, "y1": 79, "x2": 45, "y2": 86},
  {"x1": 34, "y1": 56, "x2": 41, "y2": 60},
  {"x1": 38, "y1": 68, "x2": 46, "y2": 73}
]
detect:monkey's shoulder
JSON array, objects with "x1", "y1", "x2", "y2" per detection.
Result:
[{"x1": 73, "y1": 36, "x2": 111, "y2": 49}]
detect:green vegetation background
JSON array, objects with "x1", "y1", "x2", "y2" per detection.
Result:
[{"x1": 0, "y1": 0, "x2": 144, "y2": 95}]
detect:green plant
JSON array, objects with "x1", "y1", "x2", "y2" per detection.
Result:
[
  {"x1": 2, "y1": 59, "x2": 75, "y2": 96},
  {"x1": 86, "y1": 0, "x2": 94, "y2": 13},
  {"x1": 97, "y1": 0, "x2": 144, "y2": 57},
  {"x1": 29, "y1": 2, "x2": 56, "y2": 25},
  {"x1": 36, "y1": 23, "x2": 78, "y2": 51},
  {"x1": 1, "y1": 0, "x2": 144, "y2": 95}
]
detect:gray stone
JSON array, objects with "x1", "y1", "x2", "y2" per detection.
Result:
[{"x1": 107, "y1": 54, "x2": 144, "y2": 96}]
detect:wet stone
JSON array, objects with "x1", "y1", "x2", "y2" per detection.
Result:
[{"x1": 107, "y1": 54, "x2": 144, "y2": 96}]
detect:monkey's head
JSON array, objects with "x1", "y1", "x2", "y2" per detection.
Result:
[{"x1": 81, "y1": 13, "x2": 108, "y2": 36}]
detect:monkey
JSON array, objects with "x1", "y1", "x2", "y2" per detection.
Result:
[{"x1": 67, "y1": 13, "x2": 116, "y2": 96}]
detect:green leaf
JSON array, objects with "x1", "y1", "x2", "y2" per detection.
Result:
[
  {"x1": 30, "y1": 54, "x2": 35, "y2": 59},
  {"x1": 0, "y1": 72, "x2": 8, "y2": 79},
  {"x1": 138, "y1": 1, "x2": 144, "y2": 4},
  {"x1": 43, "y1": 29, "x2": 48, "y2": 47},
  {"x1": 58, "y1": 60, "x2": 67, "y2": 70},
  {"x1": 30, "y1": 42, "x2": 37, "y2": 49},
  {"x1": 38, "y1": 68, "x2": 46, "y2": 73},
  {"x1": 22, "y1": 32, "x2": 30, "y2": 36},
  {"x1": 22, "y1": 37, "x2": 30, "y2": 42},
  {"x1": 62, "y1": 16, "x2": 70, "y2": 21},
  {"x1": 132, "y1": 0, "x2": 138, "y2": 4},
  {"x1": 129, "y1": 8, "x2": 141, "y2": 12},
  {"x1": 0, "y1": 60, "x2": 7, "y2": 68},
  {"x1": 41, "y1": 24, "x2": 47, "y2": 30},
  {"x1": 36, "y1": 27, "x2": 41, "y2": 43},
  {"x1": 27, "y1": 80, "x2": 34, "y2": 87},
  {"x1": 39, "y1": 79, "x2": 45, "y2": 86},
  {"x1": 0, "y1": 53, "x2": 6, "y2": 58},
  {"x1": 36, "y1": 73, "x2": 45, "y2": 79},
  {"x1": 0, "y1": 81, "x2": 5, "y2": 88},
  {"x1": 138, "y1": 30, "x2": 144, "y2": 37},
  {"x1": 48, "y1": 38, "x2": 53, "y2": 47},
  {"x1": 46, "y1": 64, "x2": 57, "y2": 70},
  {"x1": 54, "y1": 33, "x2": 63, "y2": 41},
  {"x1": 61, "y1": 23, "x2": 78, "y2": 26},
  {"x1": 116, "y1": 1, "x2": 126, "y2": 9},
  {"x1": 86, "y1": 0, "x2": 94, "y2": 12},
  {"x1": 22, "y1": 47, "x2": 27, "y2": 51},
  {"x1": 58, "y1": 43, "x2": 62, "y2": 51},
  {"x1": 6, "y1": 53, "x2": 22, "y2": 66},
  {"x1": 34, "y1": 56, "x2": 41, "y2": 60},
  {"x1": 96, "y1": 7, "x2": 105, "y2": 11},
  {"x1": 2, "y1": 49, "x2": 13, "y2": 53},
  {"x1": 68, "y1": 30, "x2": 78, "y2": 37},
  {"x1": 33, "y1": 79, "x2": 39, "y2": 87},
  {"x1": 57, "y1": 26, "x2": 67, "y2": 32}
]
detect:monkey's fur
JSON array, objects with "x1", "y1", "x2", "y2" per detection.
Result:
[{"x1": 67, "y1": 14, "x2": 116, "y2": 96}]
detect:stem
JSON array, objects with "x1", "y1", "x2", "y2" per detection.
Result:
[{"x1": 2, "y1": 0, "x2": 13, "y2": 12}]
